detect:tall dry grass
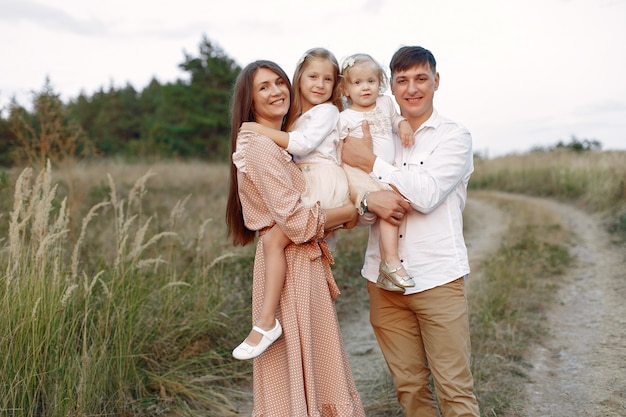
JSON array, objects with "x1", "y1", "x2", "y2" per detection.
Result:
[
  {"x1": 0, "y1": 160, "x2": 254, "y2": 416},
  {"x1": 472, "y1": 150, "x2": 626, "y2": 213}
]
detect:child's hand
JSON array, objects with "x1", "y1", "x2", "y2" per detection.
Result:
[
  {"x1": 240, "y1": 122, "x2": 260, "y2": 132},
  {"x1": 398, "y1": 120, "x2": 414, "y2": 148}
]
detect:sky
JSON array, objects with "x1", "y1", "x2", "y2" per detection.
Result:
[{"x1": 1, "y1": 0, "x2": 625, "y2": 157}]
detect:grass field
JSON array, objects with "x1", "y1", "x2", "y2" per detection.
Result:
[{"x1": 0, "y1": 149, "x2": 623, "y2": 416}]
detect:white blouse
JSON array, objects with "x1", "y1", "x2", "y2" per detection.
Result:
[
  {"x1": 286, "y1": 103, "x2": 342, "y2": 166},
  {"x1": 338, "y1": 95, "x2": 404, "y2": 165}
]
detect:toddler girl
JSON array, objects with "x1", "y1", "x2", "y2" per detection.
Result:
[{"x1": 339, "y1": 53, "x2": 415, "y2": 292}]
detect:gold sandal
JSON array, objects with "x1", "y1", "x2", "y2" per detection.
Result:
[
  {"x1": 376, "y1": 273, "x2": 405, "y2": 293},
  {"x1": 379, "y1": 261, "x2": 415, "y2": 288}
]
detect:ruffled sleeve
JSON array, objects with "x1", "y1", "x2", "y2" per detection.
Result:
[{"x1": 234, "y1": 130, "x2": 326, "y2": 245}]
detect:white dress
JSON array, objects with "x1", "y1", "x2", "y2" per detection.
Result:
[
  {"x1": 287, "y1": 103, "x2": 351, "y2": 250},
  {"x1": 287, "y1": 103, "x2": 350, "y2": 210},
  {"x1": 338, "y1": 95, "x2": 405, "y2": 202}
]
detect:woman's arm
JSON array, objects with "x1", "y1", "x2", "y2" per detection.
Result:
[{"x1": 323, "y1": 203, "x2": 359, "y2": 230}]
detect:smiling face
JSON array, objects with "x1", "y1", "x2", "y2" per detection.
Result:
[
  {"x1": 391, "y1": 63, "x2": 439, "y2": 130},
  {"x1": 298, "y1": 58, "x2": 336, "y2": 113},
  {"x1": 252, "y1": 68, "x2": 291, "y2": 129}
]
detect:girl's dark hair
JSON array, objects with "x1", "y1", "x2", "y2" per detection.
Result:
[{"x1": 225, "y1": 60, "x2": 292, "y2": 246}]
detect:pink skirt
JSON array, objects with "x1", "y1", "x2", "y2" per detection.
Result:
[
  {"x1": 342, "y1": 163, "x2": 390, "y2": 204},
  {"x1": 298, "y1": 162, "x2": 351, "y2": 209}
]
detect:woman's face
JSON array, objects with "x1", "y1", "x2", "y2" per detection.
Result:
[{"x1": 252, "y1": 68, "x2": 291, "y2": 128}]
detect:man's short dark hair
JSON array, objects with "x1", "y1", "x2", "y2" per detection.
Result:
[{"x1": 390, "y1": 46, "x2": 437, "y2": 75}]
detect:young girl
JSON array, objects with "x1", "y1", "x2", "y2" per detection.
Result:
[
  {"x1": 339, "y1": 53, "x2": 415, "y2": 292},
  {"x1": 232, "y1": 48, "x2": 353, "y2": 360}
]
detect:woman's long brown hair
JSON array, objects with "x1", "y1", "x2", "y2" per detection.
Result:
[{"x1": 225, "y1": 60, "x2": 293, "y2": 246}]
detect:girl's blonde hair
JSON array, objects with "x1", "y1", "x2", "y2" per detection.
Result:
[
  {"x1": 285, "y1": 47, "x2": 343, "y2": 131},
  {"x1": 340, "y1": 53, "x2": 389, "y2": 106}
]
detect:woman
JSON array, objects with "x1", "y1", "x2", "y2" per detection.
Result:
[{"x1": 225, "y1": 60, "x2": 365, "y2": 416}]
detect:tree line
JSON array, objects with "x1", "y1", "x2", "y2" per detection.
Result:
[{"x1": 0, "y1": 35, "x2": 240, "y2": 167}]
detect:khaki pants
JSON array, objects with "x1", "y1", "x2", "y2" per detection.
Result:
[{"x1": 367, "y1": 278, "x2": 479, "y2": 417}]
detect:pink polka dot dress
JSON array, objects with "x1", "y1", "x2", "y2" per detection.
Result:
[{"x1": 232, "y1": 131, "x2": 365, "y2": 417}]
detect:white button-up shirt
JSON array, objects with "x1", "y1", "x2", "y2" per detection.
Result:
[{"x1": 362, "y1": 109, "x2": 474, "y2": 294}]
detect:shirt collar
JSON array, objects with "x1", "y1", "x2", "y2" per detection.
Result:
[{"x1": 417, "y1": 108, "x2": 440, "y2": 132}]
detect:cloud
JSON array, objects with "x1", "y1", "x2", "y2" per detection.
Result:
[{"x1": 1, "y1": 0, "x2": 109, "y2": 36}]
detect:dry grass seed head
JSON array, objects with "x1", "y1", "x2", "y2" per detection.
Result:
[
  {"x1": 170, "y1": 194, "x2": 191, "y2": 228},
  {"x1": 128, "y1": 169, "x2": 155, "y2": 209},
  {"x1": 71, "y1": 201, "x2": 110, "y2": 281},
  {"x1": 61, "y1": 283, "x2": 79, "y2": 307}
]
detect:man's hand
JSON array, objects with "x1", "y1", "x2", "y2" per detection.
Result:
[
  {"x1": 342, "y1": 120, "x2": 376, "y2": 172},
  {"x1": 366, "y1": 190, "x2": 411, "y2": 226}
]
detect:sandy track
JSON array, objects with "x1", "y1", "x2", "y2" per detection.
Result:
[{"x1": 468, "y1": 191, "x2": 626, "y2": 417}]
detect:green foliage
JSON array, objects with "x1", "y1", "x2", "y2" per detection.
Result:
[
  {"x1": 609, "y1": 210, "x2": 626, "y2": 242},
  {"x1": 5, "y1": 79, "x2": 92, "y2": 169},
  {"x1": 530, "y1": 135, "x2": 603, "y2": 152},
  {"x1": 0, "y1": 35, "x2": 240, "y2": 165},
  {"x1": 0, "y1": 114, "x2": 16, "y2": 166}
]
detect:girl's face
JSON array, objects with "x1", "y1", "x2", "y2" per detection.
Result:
[
  {"x1": 299, "y1": 58, "x2": 335, "y2": 113},
  {"x1": 252, "y1": 68, "x2": 290, "y2": 129},
  {"x1": 342, "y1": 63, "x2": 380, "y2": 112}
]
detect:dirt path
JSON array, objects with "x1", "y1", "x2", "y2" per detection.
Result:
[
  {"x1": 512, "y1": 197, "x2": 626, "y2": 417},
  {"x1": 467, "y1": 192, "x2": 626, "y2": 417},
  {"x1": 230, "y1": 191, "x2": 626, "y2": 416}
]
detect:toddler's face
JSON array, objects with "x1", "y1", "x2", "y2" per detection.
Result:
[{"x1": 343, "y1": 64, "x2": 380, "y2": 111}]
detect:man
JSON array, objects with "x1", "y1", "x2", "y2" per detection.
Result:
[{"x1": 342, "y1": 46, "x2": 480, "y2": 417}]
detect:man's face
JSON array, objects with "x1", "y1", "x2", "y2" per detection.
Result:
[{"x1": 391, "y1": 63, "x2": 439, "y2": 128}]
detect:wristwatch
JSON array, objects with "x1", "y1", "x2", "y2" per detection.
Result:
[{"x1": 358, "y1": 192, "x2": 370, "y2": 215}]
